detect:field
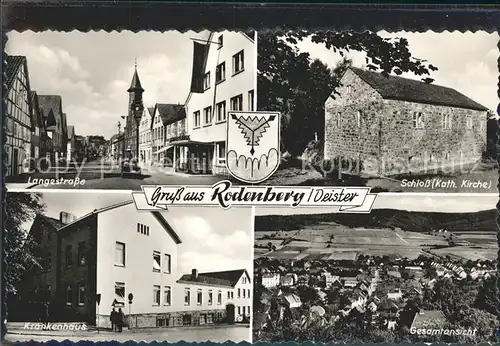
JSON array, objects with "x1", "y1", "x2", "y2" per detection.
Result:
[
  {"x1": 255, "y1": 219, "x2": 497, "y2": 261},
  {"x1": 429, "y1": 246, "x2": 497, "y2": 261}
]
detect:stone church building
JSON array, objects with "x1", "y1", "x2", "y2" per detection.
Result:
[{"x1": 324, "y1": 67, "x2": 488, "y2": 176}]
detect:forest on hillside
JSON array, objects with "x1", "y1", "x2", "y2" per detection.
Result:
[{"x1": 254, "y1": 208, "x2": 497, "y2": 233}]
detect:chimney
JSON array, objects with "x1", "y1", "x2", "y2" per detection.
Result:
[
  {"x1": 191, "y1": 269, "x2": 198, "y2": 280},
  {"x1": 60, "y1": 211, "x2": 77, "y2": 224}
]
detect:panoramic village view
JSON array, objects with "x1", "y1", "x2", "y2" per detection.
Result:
[
  {"x1": 258, "y1": 30, "x2": 499, "y2": 192},
  {"x1": 5, "y1": 30, "x2": 255, "y2": 189},
  {"x1": 5, "y1": 192, "x2": 253, "y2": 342},
  {"x1": 253, "y1": 195, "x2": 498, "y2": 344}
]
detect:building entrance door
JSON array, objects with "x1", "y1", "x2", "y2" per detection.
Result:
[{"x1": 226, "y1": 303, "x2": 235, "y2": 324}]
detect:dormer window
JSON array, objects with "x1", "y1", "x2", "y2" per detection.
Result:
[{"x1": 217, "y1": 35, "x2": 223, "y2": 49}]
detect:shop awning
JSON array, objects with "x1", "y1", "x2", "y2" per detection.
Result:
[{"x1": 154, "y1": 145, "x2": 174, "y2": 155}]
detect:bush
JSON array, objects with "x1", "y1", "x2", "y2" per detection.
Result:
[
  {"x1": 279, "y1": 151, "x2": 304, "y2": 169},
  {"x1": 301, "y1": 140, "x2": 324, "y2": 167}
]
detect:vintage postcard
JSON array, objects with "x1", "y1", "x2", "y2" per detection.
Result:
[
  {"x1": 258, "y1": 30, "x2": 499, "y2": 192},
  {"x1": 4, "y1": 191, "x2": 253, "y2": 342},
  {"x1": 253, "y1": 194, "x2": 498, "y2": 343},
  {"x1": 4, "y1": 30, "x2": 256, "y2": 190},
  {"x1": 2, "y1": 3, "x2": 499, "y2": 346}
]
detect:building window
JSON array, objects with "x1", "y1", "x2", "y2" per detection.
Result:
[
  {"x1": 65, "y1": 245, "x2": 72, "y2": 268},
  {"x1": 237, "y1": 306, "x2": 241, "y2": 315},
  {"x1": 77, "y1": 242, "x2": 87, "y2": 266},
  {"x1": 231, "y1": 291, "x2": 234, "y2": 299},
  {"x1": 203, "y1": 72, "x2": 210, "y2": 91},
  {"x1": 197, "y1": 289, "x2": 203, "y2": 305},
  {"x1": 184, "y1": 288, "x2": 191, "y2": 305},
  {"x1": 413, "y1": 112, "x2": 425, "y2": 129},
  {"x1": 238, "y1": 288, "x2": 241, "y2": 298},
  {"x1": 153, "y1": 285, "x2": 161, "y2": 306},
  {"x1": 442, "y1": 114, "x2": 452, "y2": 129},
  {"x1": 203, "y1": 106, "x2": 212, "y2": 125},
  {"x1": 78, "y1": 284, "x2": 85, "y2": 306},
  {"x1": 227, "y1": 291, "x2": 231, "y2": 299},
  {"x1": 153, "y1": 251, "x2": 161, "y2": 272},
  {"x1": 248, "y1": 90, "x2": 255, "y2": 111},
  {"x1": 336, "y1": 112, "x2": 341, "y2": 127},
  {"x1": 66, "y1": 285, "x2": 72, "y2": 306},
  {"x1": 248, "y1": 289, "x2": 251, "y2": 297},
  {"x1": 46, "y1": 253, "x2": 52, "y2": 271},
  {"x1": 208, "y1": 290, "x2": 213, "y2": 305},
  {"x1": 164, "y1": 254, "x2": 171, "y2": 274},
  {"x1": 242, "y1": 289, "x2": 246, "y2": 298},
  {"x1": 217, "y1": 142, "x2": 226, "y2": 165},
  {"x1": 194, "y1": 111, "x2": 201, "y2": 128},
  {"x1": 217, "y1": 35, "x2": 223, "y2": 49},
  {"x1": 232, "y1": 50, "x2": 244, "y2": 75},
  {"x1": 346, "y1": 85, "x2": 352, "y2": 94},
  {"x1": 164, "y1": 286, "x2": 171, "y2": 306},
  {"x1": 218, "y1": 291, "x2": 222, "y2": 305},
  {"x1": 137, "y1": 223, "x2": 150, "y2": 235},
  {"x1": 115, "y1": 242, "x2": 125, "y2": 267},
  {"x1": 466, "y1": 115, "x2": 473, "y2": 129},
  {"x1": 216, "y1": 101, "x2": 226, "y2": 122},
  {"x1": 230, "y1": 94, "x2": 243, "y2": 111},
  {"x1": 114, "y1": 282, "x2": 125, "y2": 307},
  {"x1": 356, "y1": 111, "x2": 362, "y2": 128},
  {"x1": 216, "y1": 62, "x2": 226, "y2": 83}
]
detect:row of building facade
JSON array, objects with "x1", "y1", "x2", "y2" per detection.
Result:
[
  {"x1": 20, "y1": 201, "x2": 252, "y2": 328},
  {"x1": 5, "y1": 54, "x2": 84, "y2": 177},
  {"x1": 111, "y1": 31, "x2": 256, "y2": 175}
]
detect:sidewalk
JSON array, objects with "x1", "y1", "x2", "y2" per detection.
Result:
[
  {"x1": 6, "y1": 322, "x2": 250, "y2": 338},
  {"x1": 6, "y1": 322, "x2": 102, "y2": 337}
]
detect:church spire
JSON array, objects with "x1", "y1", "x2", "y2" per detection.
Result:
[{"x1": 127, "y1": 58, "x2": 144, "y2": 93}]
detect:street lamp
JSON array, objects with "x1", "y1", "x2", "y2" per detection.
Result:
[{"x1": 131, "y1": 102, "x2": 143, "y2": 161}]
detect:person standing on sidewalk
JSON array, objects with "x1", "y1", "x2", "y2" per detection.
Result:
[
  {"x1": 117, "y1": 308, "x2": 125, "y2": 332},
  {"x1": 110, "y1": 308, "x2": 117, "y2": 332}
]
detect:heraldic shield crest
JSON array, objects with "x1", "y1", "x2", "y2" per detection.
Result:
[{"x1": 226, "y1": 111, "x2": 280, "y2": 183}]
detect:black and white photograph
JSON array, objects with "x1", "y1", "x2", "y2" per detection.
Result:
[
  {"x1": 4, "y1": 191, "x2": 253, "y2": 342},
  {"x1": 5, "y1": 30, "x2": 256, "y2": 190},
  {"x1": 257, "y1": 30, "x2": 499, "y2": 192},
  {"x1": 253, "y1": 194, "x2": 498, "y2": 344}
]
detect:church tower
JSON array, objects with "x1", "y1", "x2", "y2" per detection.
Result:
[{"x1": 125, "y1": 61, "x2": 144, "y2": 157}]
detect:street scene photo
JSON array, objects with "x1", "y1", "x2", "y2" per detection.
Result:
[
  {"x1": 5, "y1": 30, "x2": 256, "y2": 190},
  {"x1": 258, "y1": 30, "x2": 499, "y2": 192},
  {"x1": 5, "y1": 192, "x2": 253, "y2": 342},
  {"x1": 253, "y1": 194, "x2": 497, "y2": 343}
]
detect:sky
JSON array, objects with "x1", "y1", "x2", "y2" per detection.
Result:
[
  {"x1": 6, "y1": 30, "x2": 211, "y2": 138},
  {"x1": 295, "y1": 30, "x2": 499, "y2": 112},
  {"x1": 255, "y1": 193, "x2": 498, "y2": 215},
  {"x1": 21, "y1": 191, "x2": 253, "y2": 275}
]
